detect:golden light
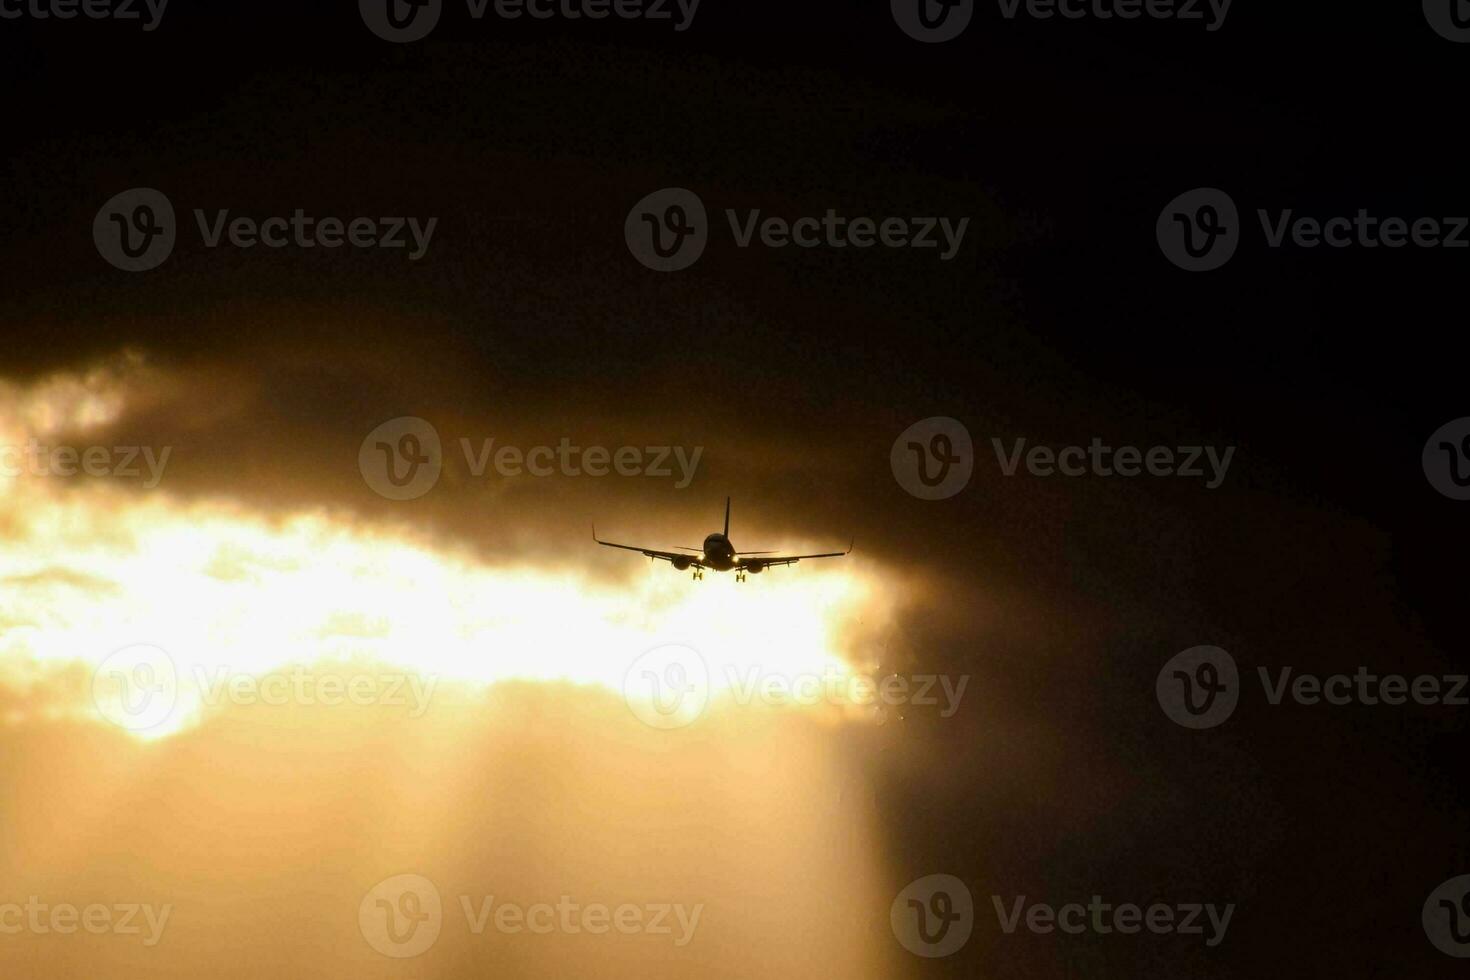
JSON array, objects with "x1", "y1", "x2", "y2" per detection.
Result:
[
  {"x1": 0, "y1": 357, "x2": 904, "y2": 738},
  {"x1": 0, "y1": 357, "x2": 910, "y2": 980}
]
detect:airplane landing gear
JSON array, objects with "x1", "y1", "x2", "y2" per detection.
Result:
[
  {"x1": 736, "y1": 571, "x2": 747, "y2": 583},
  {"x1": 692, "y1": 569, "x2": 703, "y2": 580}
]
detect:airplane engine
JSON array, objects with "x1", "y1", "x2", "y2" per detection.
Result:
[
  {"x1": 744, "y1": 561, "x2": 765, "y2": 574},
  {"x1": 671, "y1": 556, "x2": 692, "y2": 570}
]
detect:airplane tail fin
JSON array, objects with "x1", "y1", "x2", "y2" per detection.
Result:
[{"x1": 724, "y1": 497, "x2": 731, "y2": 537}]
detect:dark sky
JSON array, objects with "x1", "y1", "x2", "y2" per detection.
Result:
[{"x1": 2, "y1": 2, "x2": 1468, "y2": 978}]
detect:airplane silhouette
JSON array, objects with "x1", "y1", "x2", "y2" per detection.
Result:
[{"x1": 594, "y1": 498, "x2": 851, "y2": 582}]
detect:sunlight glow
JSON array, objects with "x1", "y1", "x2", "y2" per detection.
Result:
[{"x1": 0, "y1": 359, "x2": 900, "y2": 739}]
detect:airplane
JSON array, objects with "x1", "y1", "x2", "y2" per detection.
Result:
[{"x1": 594, "y1": 497, "x2": 852, "y2": 582}]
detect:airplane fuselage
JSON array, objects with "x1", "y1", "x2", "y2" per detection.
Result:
[{"x1": 701, "y1": 532, "x2": 737, "y2": 571}]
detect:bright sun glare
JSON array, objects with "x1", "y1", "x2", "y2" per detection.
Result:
[{"x1": 0, "y1": 357, "x2": 898, "y2": 739}]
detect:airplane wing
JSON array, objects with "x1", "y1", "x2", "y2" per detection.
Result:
[
  {"x1": 593, "y1": 528, "x2": 705, "y2": 566},
  {"x1": 736, "y1": 541, "x2": 853, "y2": 570}
]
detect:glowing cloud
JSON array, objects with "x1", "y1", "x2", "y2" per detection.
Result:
[{"x1": 0, "y1": 357, "x2": 901, "y2": 738}]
